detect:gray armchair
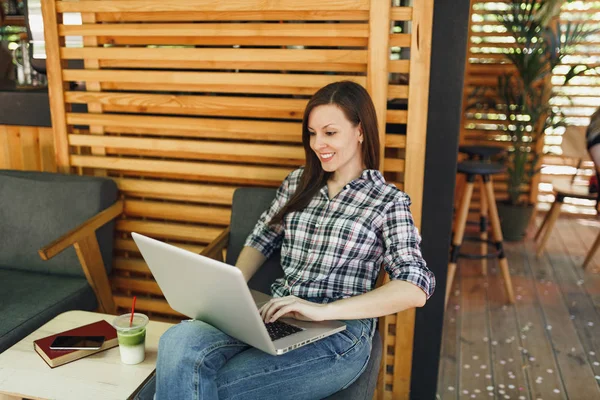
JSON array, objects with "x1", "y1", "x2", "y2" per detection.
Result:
[
  {"x1": 0, "y1": 170, "x2": 122, "y2": 354},
  {"x1": 135, "y1": 188, "x2": 382, "y2": 400}
]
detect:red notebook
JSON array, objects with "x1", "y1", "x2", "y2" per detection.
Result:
[{"x1": 33, "y1": 319, "x2": 118, "y2": 368}]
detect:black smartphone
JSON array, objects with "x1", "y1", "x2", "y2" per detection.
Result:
[{"x1": 49, "y1": 335, "x2": 105, "y2": 350}]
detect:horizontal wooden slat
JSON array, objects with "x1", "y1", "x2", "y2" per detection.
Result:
[
  {"x1": 386, "y1": 333, "x2": 396, "y2": 347},
  {"x1": 64, "y1": 91, "x2": 307, "y2": 119},
  {"x1": 386, "y1": 110, "x2": 408, "y2": 124},
  {"x1": 56, "y1": 0, "x2": 370, "y2": 13},
  {"x1": 387, "y1": 84, "x2": 409, "y2": 99},
  {"x1": 96, "y1": 36, "x2": 367, "y2": 48},
  {"x1": 383, "y1": 158, "x2": 405, "y2": 173},
  {"x1": 388, "y1": 60, "x2": 410, "y2": 74},
  {"x1": 468, "y1": 64, "x2": 515, "y2": 74},
  {"x1": 112, "y1": 276, "x2": 164, "y2": 296},
  {"x1": 98, "y1": 59, "x2": 367, "y2": 73},
  {"x1": 4, "y1": 15, "x2": 25, "y2": 26},
  {"x1": 95, "y1": 11, "x2": 370, "y2": 22},
  {"x1": 389, "y1": 34, "x2": 411, "y2": 47},
  {"x1": 114, "y1": 239, "x2": 205, "y2": 255},
  {"x1": 60, "y1": 48, "x2": 368, "y2": 65},
  {"x1": 116, "y1": 220, "x2": 222, "y2": 243},
  {"x1": 390, "y1": 7, "x2": 413, "y2": 21},
  {"x1": 59, "y1": 23, "x2": 369, "y2": 38},
  {"x1": 70, "y1": 155, "x2": 295, "y2": 184},
  {"x1": 385, "y1": 134, "x2": 407, "y2": 148},
  {"x1": 124, "y1": 200, "x2": 231, "y2": 226},
  {"x1": 385, "y1": 374, "x2": 394, "y2": 385},
  {"x1": 114, "y1": 257, "x2": 150, "y2": 274},
  {"x1": 66, "y1": 113, "x2": 302, "y2": 143},
  {"x1": 68, "y1": 135, "x2": 305, "y2": 162},
  {"x1": 97, "y1": 82, "x2": 312, "y2": 96},
  {"x1": 63, "y1": 70, "x2": 367, "y2": 95},
  {"x1": 104, "y1": 148, "x2": 302, "y2": 167},
  {"x1": 113, "y1": 178, "x2": 236, "y2": 205},
  {"x1": 113, "y1": 295, "x2": 183, "y2": 317}
]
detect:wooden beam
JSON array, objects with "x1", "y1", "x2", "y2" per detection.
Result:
[
  {"x1": 60, "y1": 48, "x2": 368, "y2": 65},
  {"x1": 41, "y1": 0, "x2": 70, "y2": 173},
  {"x1": 56, "y1": 0, "x2": 370, "y2": 13},
  {"x1": 74, "y1": 235, "x2": 117, "y2": 314},
  {"x1": 367, "y1": 0, "x2": 390, "y2": 171},
  {"x1": 94, "y1": 10, "x2": 370, "y2": 22},
  {"x1": 59, "y1": 23, "x2": 369, "y2": 38},
  {"x1": 393, "y1": 0, "x2": 434, "y2": 398},
  {"x1": 63, "y1": 70, "x2": 367, "y2": 94},
  {"x1": 404, "y1": 0, "x2": 434, "y2": 229},
  {"x1": 69, "y1": 155, "x2": 294, "y2": 185}
]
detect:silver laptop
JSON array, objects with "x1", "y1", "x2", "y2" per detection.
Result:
[{"x1": 131, "y1": 232, "x2": 346, "y2": 355}]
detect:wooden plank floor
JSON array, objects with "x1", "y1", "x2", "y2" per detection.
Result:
[{"x1": 437, "y1": 216, "x2": 600, "y2": 400}]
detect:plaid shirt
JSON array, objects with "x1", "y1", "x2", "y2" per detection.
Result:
[{"x1": 244, "y1": 167, "x2": 435, "y2": 301}]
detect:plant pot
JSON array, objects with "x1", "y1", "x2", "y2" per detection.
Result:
[{"x1": 496, "y1": 202, "x2": 535, "y2": 241}]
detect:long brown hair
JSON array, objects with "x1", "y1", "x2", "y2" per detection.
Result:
[{"x1": 270, "y1": 80, "x2": 381, "y2": 225}]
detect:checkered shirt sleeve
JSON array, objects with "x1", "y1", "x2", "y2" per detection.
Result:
[
  {"x1": 243, "y1": 171, "x2": 295, "y2": 259},
  {"x1": 382, "y1": 196, "x2": 436, "y2": 299}
]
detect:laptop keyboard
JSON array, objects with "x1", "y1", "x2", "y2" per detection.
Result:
[{"x1": 264, "y1": 320, "x2": 303, "y2": 341}]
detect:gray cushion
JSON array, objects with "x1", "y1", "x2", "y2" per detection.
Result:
[
  {"x1": 0, "y1": 170, "x2": 118, "y2": 277},
  {"x1": 0, "y1": 268, "x2": 97, "y2": 354},
  {"x1": 226, "y1": 188, "x2": 284, "y2": 294}
]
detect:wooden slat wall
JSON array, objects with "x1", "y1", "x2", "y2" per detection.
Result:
[
  {"x1": 0, "y1": 125, "x2": 57, "y2": 172},
  {"x1": 460, "y1": 0, "x2": 600, "y2": 214},
  {"x1": 40, "y1": 1, "x2": 433, "y2": 398}
]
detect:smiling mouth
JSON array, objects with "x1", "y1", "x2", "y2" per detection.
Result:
[{"x1": 320, "y1": 152, "x2": 335, "y2": 161}]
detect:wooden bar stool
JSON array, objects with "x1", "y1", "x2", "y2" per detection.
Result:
[
  {"x1": 446, "y1": 160, "x2": 516, "y2": 307},
  {"x1": 457, "y1": 145, "x2": 506, "y2": 276}
]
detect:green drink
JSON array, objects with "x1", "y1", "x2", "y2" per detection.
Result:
[{"x1": 113, "y1": 313, "x2": 149, "y2": 365}]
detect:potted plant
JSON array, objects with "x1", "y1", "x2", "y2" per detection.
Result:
[{"x1": 467, "y1": 0, "x2": 595, "y2": 240}]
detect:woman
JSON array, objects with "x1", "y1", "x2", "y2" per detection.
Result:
[{"x1": 156, "y1": 81, "x2": 435, "y2": 400}]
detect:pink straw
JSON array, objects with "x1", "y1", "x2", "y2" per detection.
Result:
[{"x1": 129, "y1": 296, "x2": 137, "y2": 327}]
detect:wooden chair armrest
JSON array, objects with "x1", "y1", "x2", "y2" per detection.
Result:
[
  {"x1": 200, "y1": 227, "x2": 230, "y2": 262},
  {"x1": 38, "y1": 201, "x2": 124, "y2": 261}
]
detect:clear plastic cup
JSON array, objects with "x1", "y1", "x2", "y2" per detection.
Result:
[{"x1": 112, "y1": 313, "x2": 149, "y2": 365}]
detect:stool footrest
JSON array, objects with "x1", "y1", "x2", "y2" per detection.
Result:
[
  {"x1": 458, "y1": 251, "x2": 501, "y2": 260},
  {"x1": 457, "y1": 236, "x2": 501, "y2": 259},
  {"x1": 462, "y1": 236, "x2": 494, "y2": 245}
]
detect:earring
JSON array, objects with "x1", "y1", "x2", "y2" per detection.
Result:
[{"x1": 359, "y1": 139, "x2": 363, "y2": 144}]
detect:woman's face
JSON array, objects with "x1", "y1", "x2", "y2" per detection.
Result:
[{"x1": 308, "y1": 104, "x2": 364, "y2": 176}]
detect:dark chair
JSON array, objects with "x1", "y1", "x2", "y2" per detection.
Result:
[
  {"x1": 0, "y1": 170, "x2": 122, "y2": 354},
  {"x1": 135, "y1": 187, "x2": 382, "y2": 400}
]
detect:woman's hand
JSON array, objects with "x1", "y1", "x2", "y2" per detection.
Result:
[{"x1": 259, "y1": 296, "x2": 329, "y2": 323}]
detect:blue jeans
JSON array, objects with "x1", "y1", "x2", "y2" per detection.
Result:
[{"x1": 155, "y1": 318, "x2": 373, "y2": 400}]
